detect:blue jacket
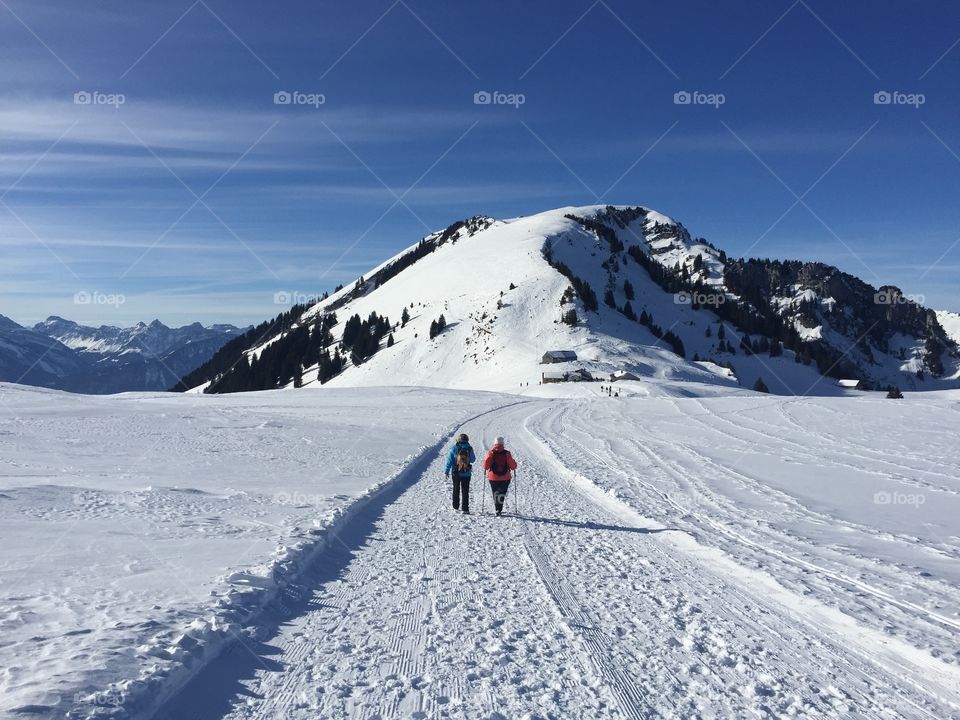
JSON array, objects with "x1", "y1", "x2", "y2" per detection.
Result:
[{"x1": 445, "y1": 441, "x2": 476, "y2": 477}]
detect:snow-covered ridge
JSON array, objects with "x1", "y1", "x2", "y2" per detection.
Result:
[
  {"x1": 34, "y1": 316, "x2": 244, "y2": 358},
  {"x1": 190, "y1": 204, "x2": 958, "y2": 397},
  {"x1": 0, "y1": 316, "x2": 248, "y2": 393}
]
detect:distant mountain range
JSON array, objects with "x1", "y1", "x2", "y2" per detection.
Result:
[
  {"x1": 0, "y1": 316, "x2": 246, "y2": 394},
  {"x1": 176, "y1": 205, "x2": 960, "y2": 396}
]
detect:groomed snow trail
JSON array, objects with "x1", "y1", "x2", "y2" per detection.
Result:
[{"x1": 157, "y1": 401, "x2": 957, "y2": 720}]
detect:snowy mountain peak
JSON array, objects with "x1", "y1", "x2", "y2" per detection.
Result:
[
  {"x1": 0, "y1": 316, "x2": 248, "y2": 393},
  {"x1": 181, "y1": 205, "x2": 959, "y2": 396},
  {"x1": 0, "y1": 313, "x2": 23, "y2": 331}
]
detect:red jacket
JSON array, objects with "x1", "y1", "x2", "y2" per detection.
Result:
[{"x1": 483, "y1": 445, "x2": 517, "y2": 481}]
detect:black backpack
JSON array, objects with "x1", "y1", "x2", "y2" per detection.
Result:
[
  {"x1": 490, "y1": 448, "x2": 510, "y2": 476},
  {"x1": 455, "y1": 444, "x2": 472, "y2": 473}
]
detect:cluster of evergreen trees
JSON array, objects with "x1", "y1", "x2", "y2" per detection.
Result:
[
  {"x1": 565, "y1": 213, "x2": 625, "y2": 253},
  {"x1": 623, "y1": 246, "x2": 723, "y2": 304},
  {"x1": 621, "y1": 244, "x2": 850, "y2": 375},
  {"x1": 636, "y1": 309, "x2": 685, "y2": 357},
  {"x1": 429, "y1": 314, "x2": 447, "y2": 339},
  {"x1": 171, "y1": 301, "x2": 315, "y2": 391},
  {"x1": 558, "y1": 214, "x2": 691, "y2": 359},
  {"x1": 544, "y1": 252, "x2": 599, "y2": 312},
  {"x1": 316, "y1": 347, "x2": 345, "y2": 385},
  {"x1": 342, "y1": 311, "x2": 392, "y2": 366},
  {"x1": 208, "y1": 313, "x2": 338, "y2": 393},
  {"x1": 373, "y1": 239, "x2": 439, "y2": 289},
  {"x1": 564, "y1": 207, "x2": 649, "y2": 248},
  {"x1": 722, "y1": 259, "x2": 952, "y2": 379},
  {"x1": 203, "y1": 308, "x2": 402, "y2": 392},
  {"x1": 721, "y1": 260, "x2": 869, "y2": 379}
]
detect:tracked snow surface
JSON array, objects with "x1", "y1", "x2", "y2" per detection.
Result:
[{"x1": 2, "y1": 382, "x2": 960, "y2": 719}]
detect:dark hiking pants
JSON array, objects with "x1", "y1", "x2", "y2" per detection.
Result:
[
  {"x1": 452, "y1": 475, "x2": 470, "y2": 511},
  {"x1": 489, "y1": 479, "x2": 511, "y2": 514}
]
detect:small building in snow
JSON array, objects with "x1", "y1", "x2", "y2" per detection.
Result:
[
  {"x1": 569, "y1": 368, "x2": 593, "y2": 382},
  {"x1": 837, "y1": 379, "x2": 863, "y2": 390},
  {"x1": 541, "y1": 350, "x2": 577, "y2": 364},
  {"x1": 541, "y1": 371, "x2": 566, "y2": 384},
  {"x1": 610, "y1": 370, "x2": 641, "y2": 382}
]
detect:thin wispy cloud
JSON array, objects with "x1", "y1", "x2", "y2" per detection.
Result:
[{"x1": 0, "y1": 0, "x2": 958, "y2": 325}]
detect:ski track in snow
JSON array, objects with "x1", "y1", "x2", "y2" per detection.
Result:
[{"x1": 154, "y1": 401, "x2": 960, "y2": 720}]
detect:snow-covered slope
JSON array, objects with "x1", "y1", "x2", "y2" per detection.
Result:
[
  {"x1": 198, "y1": 205, "x2": 957, "y2": 396},
  {"x1": 937, "y1": 310, "x2": 960, "y2": 346},
  {"x1": 298, "y1": 207, "x2": 740, "y2": 393}
]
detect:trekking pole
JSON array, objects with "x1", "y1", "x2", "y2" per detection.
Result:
[{"x1": 514, "y1": 469, "x2": 519, "y2": 517}]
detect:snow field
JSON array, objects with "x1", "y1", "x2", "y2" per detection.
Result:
[
  {"x1": 3, "y1": 382, "x2": 959, "y2": 718},
  {"x1": 0, "y1": 384, "x2": 504, "y2": 718},
  {"x1": 157, "y1": 397, "x2": 959, "y2": 719}
]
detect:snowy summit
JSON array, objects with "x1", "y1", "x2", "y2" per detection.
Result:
[{"x1": 184, "y1": 205, "x2": 959, "y2": 398}]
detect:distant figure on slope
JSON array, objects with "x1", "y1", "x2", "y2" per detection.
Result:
[
  {"x1": 445, "y1": 433, "x2": 476, "y2": 514},
  {"x1": 483, "y1": 436, "x2": 517, "y2": 516}
]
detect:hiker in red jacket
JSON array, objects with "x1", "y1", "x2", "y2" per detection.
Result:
[{"x1": 483, "y1": 436, "x2": 517, "y2": 516}]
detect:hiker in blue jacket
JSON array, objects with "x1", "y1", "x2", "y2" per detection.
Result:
[{"x1": 444, "y1": 433, "x2": 476, "y2": 514}]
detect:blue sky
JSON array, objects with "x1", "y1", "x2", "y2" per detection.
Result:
[{"x1": 2, "y1": 0, "x2": 959, "y2": 327}]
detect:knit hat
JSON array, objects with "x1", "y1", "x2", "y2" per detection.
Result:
[
  {"x1": 495, "y1": 436, "x2": 505, "y2": 446},
  {"x1": 458, "y1": 433, "x2": 468, "y2": 442}
]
